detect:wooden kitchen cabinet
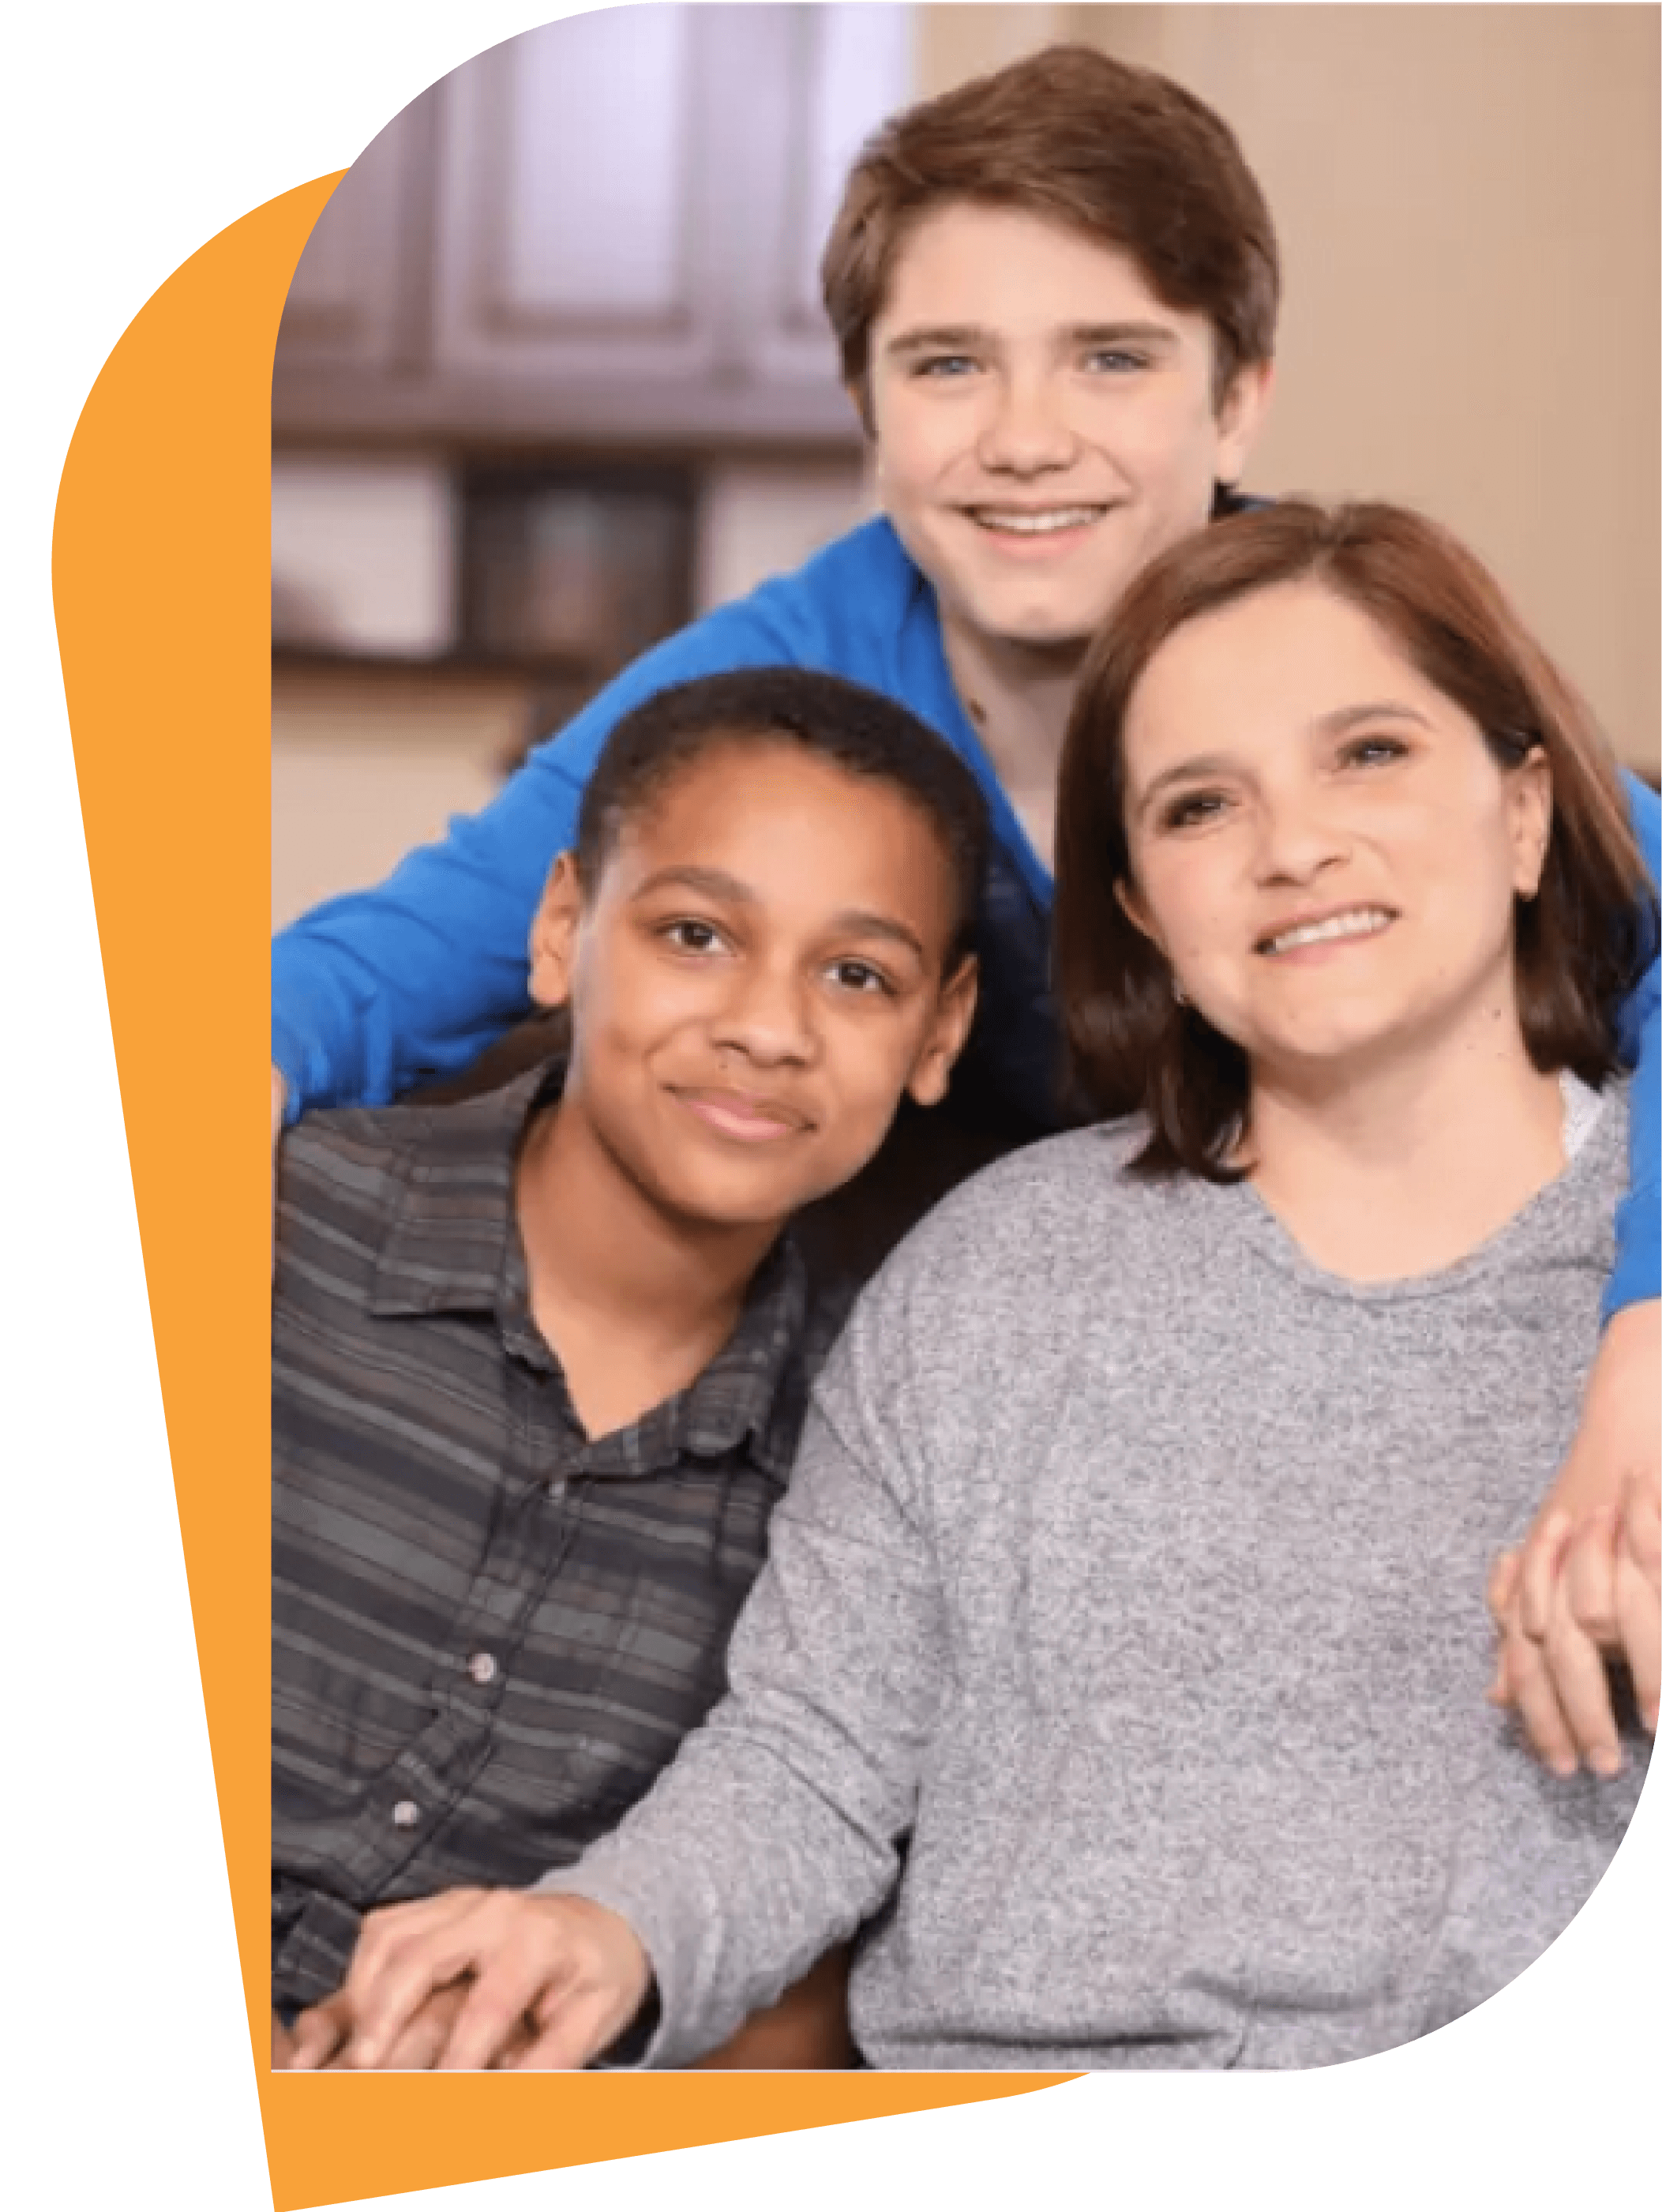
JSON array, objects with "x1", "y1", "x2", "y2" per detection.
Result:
[{"x1": 272, "y1": 3, "x2": 912, "y2": 448}]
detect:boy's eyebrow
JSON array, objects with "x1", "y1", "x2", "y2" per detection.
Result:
[
  {"x1": 827, "y1": 909, "x2": 929, "y2": 963},
  {"x1": 632, "y1": 867, "x2": 929, "y2": 963},
  {"x1": 1068, "y1": 321, "x2": 1180, "y2": 354},
  {"x1": 881, "y1": 324, "x2": 989, "y2": 358},
  {"x1": 881, "y1": 320, "x2": 1180, "y2": 359},
  {"x1": 632, "y1": 864, "x2": 755, "y2": 905}
]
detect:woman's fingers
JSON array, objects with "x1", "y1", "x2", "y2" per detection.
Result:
[
  {"x1": 1501, "y1": 1620, "x2": 1581, "y2": 1778},
  {"x1": 1518, "y1": 1509, "x2": 1575, "y2": 1643},
  {"x1": 1615, "y1": 1474, "x2": 1660, "y2": 1732}
]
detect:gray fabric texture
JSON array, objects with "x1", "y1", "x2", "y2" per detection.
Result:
[{"x1": 538, "y1": 1082, "x2": 1647, "y2": 2070}]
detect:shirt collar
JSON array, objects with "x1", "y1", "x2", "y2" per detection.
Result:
[{"x1": 366, "y1": 1057, "x2": 808, "y2": 1486}]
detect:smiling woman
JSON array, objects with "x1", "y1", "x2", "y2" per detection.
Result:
[{"x1": 1056, "y1": 501, "x2": 1653, "y2": 1194}]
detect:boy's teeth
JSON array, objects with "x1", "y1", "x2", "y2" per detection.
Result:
[
  {"x1": 1264, "y1": 908, "x2": 1392, "y2": 955},
  {"x1": 974, "y1": 507, "x2": 1100, "y2": 534}
]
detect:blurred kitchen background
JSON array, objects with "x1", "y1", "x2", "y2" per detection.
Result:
[{"x1": 272, "y1": 2, "x2": 1660, "y2": 930}]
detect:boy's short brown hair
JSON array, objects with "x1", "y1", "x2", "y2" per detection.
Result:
[{"x1": 821, "y1": 43, "x2": 1280, "y2": 421}]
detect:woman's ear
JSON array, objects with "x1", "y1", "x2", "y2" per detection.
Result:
[
  {"x1": 528, "y1": 854, "x2": 585, "y2": 1009},
  {"x1": 905, "y1": 955, "x2": 980, "y2": 1110},
  {"x1": 1509, "y1": 748, "x2": 1554, "y2": 899},
  {"x1": 1113, "y1": 873, "x2": 1161, "y2": 950}
]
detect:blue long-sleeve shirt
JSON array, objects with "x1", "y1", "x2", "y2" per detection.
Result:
[{"x1": 272, "y1": 516, "x2": 1662, "y2": 1314}]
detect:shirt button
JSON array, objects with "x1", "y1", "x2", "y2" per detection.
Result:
[
  {"x1": 391, "y1": 1799, "x2": 420, "y2": 1829},
  {"x1": 548, "y1": 1476, "x2": 568, "y2": 1500},
  {"x1": 466, "y1": 1651, "x2": 498, "y2": 1686}
]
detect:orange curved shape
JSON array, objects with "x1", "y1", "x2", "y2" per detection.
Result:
[{"x1": 51, "y1": 178, "x2": 1076, "y2": 2210}]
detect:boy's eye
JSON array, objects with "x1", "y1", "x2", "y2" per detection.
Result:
[
  {"x1": 913, "y1": 353, "x2": 979, "y2": 380},
  {"x1": 1082, "y1": 347, "x2": 1148, "y2": 374},
  {"x1": 826, "y1": 958, "x2": 895, "y2": 997},
  {"x1": 659, "y1": 918, "x2": 726, "y2": 954}
]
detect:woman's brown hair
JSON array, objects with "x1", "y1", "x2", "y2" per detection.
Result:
[
  {"x1": 821, "y1": 43, "x2": 1279, "y2": 427},
  {"x1": 1053, "y1": 499, "x2": 1657, "y2": 1178}
]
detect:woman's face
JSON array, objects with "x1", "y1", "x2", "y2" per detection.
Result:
[{"x1": 1116, "y1": 579, "x2": 1551, "y2": 1083}]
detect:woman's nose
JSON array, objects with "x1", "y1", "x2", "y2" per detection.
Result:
[{"x1": 1251, "y1": 791, "x2": 1351, "y2": 884}]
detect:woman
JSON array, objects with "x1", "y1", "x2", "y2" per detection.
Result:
[{"x1": 317, "y1": 500, "x2": 1656, "y2": 2071}]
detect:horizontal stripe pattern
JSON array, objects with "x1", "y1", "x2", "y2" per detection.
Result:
[{"x1": 272, "y1": 1062, "x2": 819, "y2": 2009}]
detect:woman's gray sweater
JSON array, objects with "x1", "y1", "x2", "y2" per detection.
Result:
[{"x1": 540, "y1": 1085, "x2": 1647, "y2": 2069}]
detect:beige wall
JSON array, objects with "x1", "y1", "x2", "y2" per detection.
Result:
[
  {"x1": 272, "y1": 672, "x2": 527, "y2": 929},
  {"x1": 922, "y1": 4, "x2": 1660, "y2": 775}
]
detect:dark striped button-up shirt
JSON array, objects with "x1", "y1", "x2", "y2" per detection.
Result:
[{"x1": 272, "y1": 1062, "x2": 817, "y2": 2010}]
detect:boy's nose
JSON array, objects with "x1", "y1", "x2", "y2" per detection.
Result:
[
  {"x1": 977, "y1": 370, "x2": 1078, "y2": 475},
  {"x1": 711, "y1": 963, "x2": 816, "y2": 1064}
]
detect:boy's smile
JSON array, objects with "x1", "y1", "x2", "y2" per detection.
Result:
[
  {"x1": 865, "y1": 202, "x2": 1270, "y2": 680},
  {"x1": 527, "y1": 739, "x2": 977, "y2": 1238},
  {"x1": 671, "y1": 1086, "x2": 812, "y2": 1144}
]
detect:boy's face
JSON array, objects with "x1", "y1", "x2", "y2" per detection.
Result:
[
  {"x1": 864, "y1": 201, "x2": 1271, "y2": 674},
  {"x1": 530, "y1": 741, "x2": 977, "y2": 1233}
]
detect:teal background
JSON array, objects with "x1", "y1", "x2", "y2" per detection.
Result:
[{"x1": 9, "y1": 4, "x2": 1653, "y2": 2212}]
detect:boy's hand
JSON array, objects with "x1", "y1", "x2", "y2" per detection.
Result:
[
  {"x1": 1487, "y1": 1301, "x2": 1660, "y2": 1771},
  {"x1": 337, "y1": 1887, "x2": 652, "y2": 2071}
]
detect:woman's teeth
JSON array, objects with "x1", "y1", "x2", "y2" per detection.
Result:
[{"x1": 1261, "y1": 908, "x2": 1394, "y2": 956}]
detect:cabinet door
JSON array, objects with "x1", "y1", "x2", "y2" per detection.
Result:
[
  {"x1": 734, "y1": 2, "x2": 916, "y2": 394},
  {"x1": 274, "y1": 87, "x2": 437, "y2": 376},
  {"x1": 430, "y1": 3, "x2": 910, "y2": 438},
  {"x1": 430, "y1": 6, "x2": 722, "y2": 395},
  {"x1": 276, "y1": 4, "x2": 914, "y2": 445}
]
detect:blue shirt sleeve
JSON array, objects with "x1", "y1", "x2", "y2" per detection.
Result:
[
  {"x1": 1608, "y1": 768, "x2": 1661, "y2": 1319},
  {"x1": 272, "y1": 607, "x2": 800, "y2": 1116}
]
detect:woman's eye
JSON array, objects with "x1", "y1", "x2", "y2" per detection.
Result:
[
  {"x1": 1158, "y1": 790, "x2": 1232, "y2": 832},
  {"x1": 1340, "y1": 734, "x2": 1410, "y2": 769},
  {"x1": 661, "y1": 918, "x2": 725, "y2": 954},
  {"x1": 827, "y1": 958, "x2": 894, "y2": 997}
]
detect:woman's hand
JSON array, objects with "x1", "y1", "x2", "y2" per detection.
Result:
[
  {"x1": 318, "y1": 1887, "x2": 651, "y2": 2071},
  {"x1": 1488, "y1": 1299, "x2": 1660, "y2": 1772}
]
